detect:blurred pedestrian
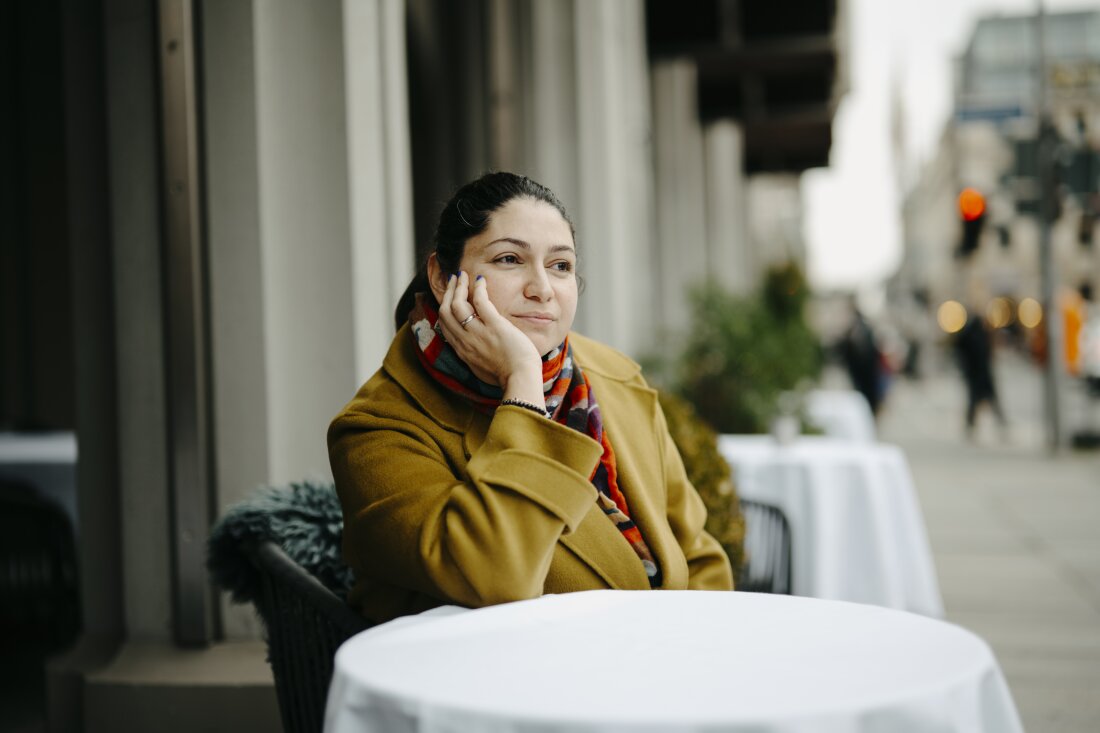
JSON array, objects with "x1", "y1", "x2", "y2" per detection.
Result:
[
  {"x1": 954, "y1": 313, "x2": 1006, "y2": 437},
  {"x1": 1075, "y1": 282, "x2": 1100, "y2": 447},
  {"x1": 1081, "y1": 283, "x2": 1100, "y2": 394},
  {"x1": 1062, "y1": 286, "x2": 1086, "y2": 377},
  {"x1": 839, "y1": 302, "x2": 884, "y2": 417}
]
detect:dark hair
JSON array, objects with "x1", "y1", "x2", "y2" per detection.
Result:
[{"x1": 393, "y1": 171, "x2": 576, "y2": 331}]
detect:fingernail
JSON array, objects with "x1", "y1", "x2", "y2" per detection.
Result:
[
  {"x1": 449, "y1": 273, "x2": 456, "y2": 282},
  {"x1": 476, "y1": 274, "x2": 484, "y2": 281}
]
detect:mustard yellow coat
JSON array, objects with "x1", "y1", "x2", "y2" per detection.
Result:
[{"x1": 328, "y1": 325, "x2": 733, "y2": 624}]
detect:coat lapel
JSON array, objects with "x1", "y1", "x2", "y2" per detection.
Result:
[
  {"x1": 463, "y1": 408, "x2": 647, "y2": 588},
  {"x1": 438, "y1": 330, "x2": 685, "y2": 590},
  {"x1": 586, "y1": 371, "x2": 689, "y2": 590}
]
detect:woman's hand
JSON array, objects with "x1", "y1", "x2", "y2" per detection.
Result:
[{"x1": 437, "y1": 272, "x2": 545, "y2": 403}]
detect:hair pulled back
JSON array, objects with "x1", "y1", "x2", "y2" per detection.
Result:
[{"x1": 393, "y1": 172, "x2": 575, "y2": 331}]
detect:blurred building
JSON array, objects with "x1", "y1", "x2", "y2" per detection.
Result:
[
  {"x1": 896, "y1": 9, "x2": 1100, "y2": 348},
  {"x1": 2, "y1": 0, "x2": 845, "y2": 730}
]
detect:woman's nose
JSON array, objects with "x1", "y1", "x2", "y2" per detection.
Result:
[{"x1": 523, "y1": 266, "x2": 553, "y2": 300}]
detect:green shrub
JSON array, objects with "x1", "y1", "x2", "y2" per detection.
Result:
[
  {"x1": 658, "y1": 390, "x2": 745, "y2": 579},
  {"x1": 675, "y1": 263, "x2": 823, "y2": 434}
]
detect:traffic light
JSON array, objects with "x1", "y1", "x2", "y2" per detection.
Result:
[{"x1": 958, "y1": 188, "x2": 986, "y2": 256}]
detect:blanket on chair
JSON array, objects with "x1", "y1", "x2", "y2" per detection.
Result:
[{"x1": 207, "y1": 480, "x2": 355, "y2": 603}]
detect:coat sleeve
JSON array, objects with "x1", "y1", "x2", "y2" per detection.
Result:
[
  {"x1": 655, "y1": 404, "x2": 735, "y2": 591},
  {"x1": 329, "y1": 403, "x2": 602, "y2": 609}
]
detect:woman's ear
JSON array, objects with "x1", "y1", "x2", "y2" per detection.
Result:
[{"x1": 426, "y1": 252, "x2": 447, "y2": 303}]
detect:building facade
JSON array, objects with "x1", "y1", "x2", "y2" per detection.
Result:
[
  {"x1": 2, "y1": 1, "x2": 844, "y2": 729},
  {"x1": 897, "y1": 10, "x2": 1100, "y2": 337}
]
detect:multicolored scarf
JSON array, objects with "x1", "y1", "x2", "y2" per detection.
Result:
[{"x1": 409, "y1": 294, "x2": 662, "y2": 588}]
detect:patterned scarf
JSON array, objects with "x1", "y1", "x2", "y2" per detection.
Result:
[{"x1": 409, "y1": 294, "x2": 662, "y2": 588}]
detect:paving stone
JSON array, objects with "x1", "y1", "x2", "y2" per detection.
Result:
[{"x1": 875, "y1": 352, "x2": 1100, "y2": 732}]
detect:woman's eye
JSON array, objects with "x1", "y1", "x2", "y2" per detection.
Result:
[
  {"x1": 494, "y1": 255, "x2": 519, "y2": 265},
  {"x1": 551, "y1": 261, "x2": 574, "y2": 272}
]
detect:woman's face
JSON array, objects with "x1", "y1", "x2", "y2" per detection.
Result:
[{"x1": 454, "y1": 197, "x2": 578, "y2": 356}]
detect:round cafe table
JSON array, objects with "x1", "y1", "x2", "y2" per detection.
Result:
[
  {"x1": 718, "y1": 434, "x2": 944, "y2": 616},
  {"x1": 325, "y1": 590, "x2": 1022, "y2": 733},
  {"x1": 803, "y1": 388, "x2": 877, "y2": 442}
]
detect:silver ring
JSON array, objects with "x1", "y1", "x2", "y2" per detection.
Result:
[{"x1": 459, "y1": 313, "x2": 477, "y2": 328}]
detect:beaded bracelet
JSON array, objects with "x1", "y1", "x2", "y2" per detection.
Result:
[{"x1": 500, "y1": 398, "x2": 549, "y2": 418}]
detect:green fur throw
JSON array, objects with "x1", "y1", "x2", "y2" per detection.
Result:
[{"x1": 207, "y1": 480, "x2": 354, "y2": 603}]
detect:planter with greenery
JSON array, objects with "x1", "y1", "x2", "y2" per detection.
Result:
[
  {"x1": 657, "y1": 390, "x2": 745, "y2": 579},
  {"x1": 674, "y1": 262, "x2": 823, "y2": 434}
]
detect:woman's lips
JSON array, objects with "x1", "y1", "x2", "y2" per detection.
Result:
[{"x1": 515, "y1": 313, "x2": 555, "y2": 325}]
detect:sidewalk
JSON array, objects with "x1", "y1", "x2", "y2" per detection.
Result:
[{"x1": 873, "y1": 352, "x2": 1100, "y2": 733}]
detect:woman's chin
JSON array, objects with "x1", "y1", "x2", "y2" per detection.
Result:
[
  {"x1": 512, "y1": 324, "x2": 558, "y2": 356},
  {"x1": 524, "y1": 334, "x2": 556, "y2": 358}
]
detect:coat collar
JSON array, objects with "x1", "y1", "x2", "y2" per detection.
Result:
[
  {"x1": 383, "y1": 326, "x2": 644, "y2": 435},
  {"x1": 383, "y1": 324, "x2": 476, "y2": 434}
]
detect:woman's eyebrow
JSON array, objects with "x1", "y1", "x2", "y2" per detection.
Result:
[{"x1": 486, "y1": 237, "x2": 575, "y2": 254}]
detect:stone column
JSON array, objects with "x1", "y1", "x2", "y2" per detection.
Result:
[
  {"x1": 573, "y1": 0, "x2": 654, "y2": 357},
  {"x1": 747, "y1": 173, "x2": 805, "y2": 270},
  {"x1": 205, "y1": 0, "x2": 414, "y2": 634},
  {"x1": 704, "y1": 119, "x2": 753, "y2": 296},
  {"x1": 525, "y1": 0, "x2": 579, "y2": 214},
  {"x1": 342, "y1": 0, "x2": 416, "y2": 382},
  {"x1": 251, "y1": 0, "x2": 357, "y2": 483},
  {"x1": 651, "y1": 58, "x2": 709, "y2": 344}
]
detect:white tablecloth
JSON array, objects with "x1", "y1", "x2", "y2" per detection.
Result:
[
  {"x1": 803, "y1": 389, "x2": 877, "y2": 442},
  {"x1": 326, "y1": 590, "x2": 1021, "y2": 733},
  {"x1": 719, "y1": 434, "x2": 943, "y2": 616}
]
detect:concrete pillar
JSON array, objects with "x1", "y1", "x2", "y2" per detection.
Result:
[
  {"x1": 247, "y1": 0, "x2": 412, "y2": 481},
  {"x1": 573, "y1": 0, "x2": 654, "y2": 357},
  {"x1": 342, "y1": 0, "x2": 416, "y2": 382},
  {"x1": 747, "y1": 173, "x2": 805, "y2": 269},
  {"x1": 205, "y1": 0, "x2": 414, "y2": 636},
  {"x1": 201, "y1": 0, "x2": 268, "y2": 640},
  {"x1": 252, "y1": 0, "x2": 357, "y2": 484},
  {"x1": 487, "y1": 0, "x2": 524, "y2": 172},
  {"x1": 704, "y1": 119, "x2": 753, "y2": 296},
  {"x1": 652, "y1": 59, "x2": 709, "y2": 342},
  {"x1": 525, "y1": 0, "x2": 579, "y2": 214}
]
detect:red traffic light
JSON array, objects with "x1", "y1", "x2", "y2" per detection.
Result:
[{"x1": 958, "y1": 188, "x2": 986, "y2": 221}]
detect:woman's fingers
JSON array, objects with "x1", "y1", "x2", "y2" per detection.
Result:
[
  {"x1": 453, "y1": 271, "x2": 469, "y2": 316},
  {"x1": 434, "y1": 272, "x2": 539, "y2": 386},
  {"x1": 436, "y1": 272, "x2": 476, "y2": 343},
  {"x1": 450, "y1": 272, "x2": 478, "y2": 323},
  {"x1": 436, "y1": 274, "x2": 454, "y2": 326},
  {"x1": 470, "y1": 275, "x2": 500, "y2": 323},
  {"x1": 438, "y1": 272, "x2": 456, "y2": 320}
]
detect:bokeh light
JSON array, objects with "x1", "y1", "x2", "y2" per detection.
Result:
[
  {"x1": 986, "y1": 297, "x2": 1013, "y2": 329},
  {"x1": 1018, "y1": 298, "x2": 1043, "y2": 328},
  {"x1": 937, "y1": 300, "x2": 967, "y2": 334},
  {"x1": 957, "y1": 188, "x2": 986, "y2": 221}
]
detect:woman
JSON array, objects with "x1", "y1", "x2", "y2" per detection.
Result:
[{"x1": 328, "y1": 172, "x2": 732, "y2": 625}]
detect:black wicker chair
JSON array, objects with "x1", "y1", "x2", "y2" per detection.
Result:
[
  {"x1": 243, "y1": 539, "x2": 369, "y2": 733},
  {"x1": 207, "y1": 481, "x2": 369, "y2": 733},
  {"x1": 0, "y1": 480, "x2": 80, "y2": 654},
  {"x1": 736, "y1": 498, "x2": 793, "y2": 595}
]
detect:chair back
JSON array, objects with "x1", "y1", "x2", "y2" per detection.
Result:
[
  {"x1": 736, "y1": 499, "x2": 793, "y2": 594},
  {"x1": 244, "y1": 540, "x2": 369, "y2": 733},
  {"x1": 0, "y1": 480, "x2": 80, "y2": 654}
]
